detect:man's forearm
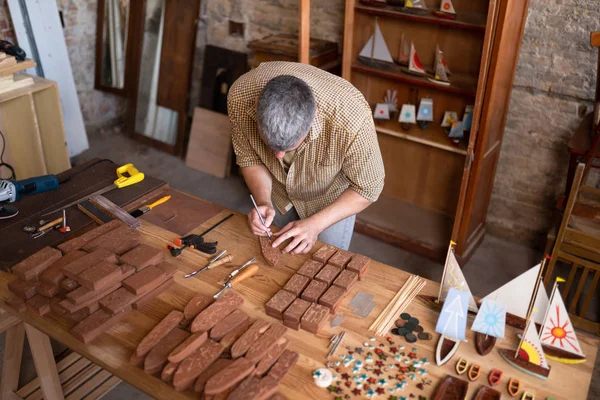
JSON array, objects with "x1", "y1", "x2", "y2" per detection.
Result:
[
  {"x1": 309, "y1": 189, "x2": 371, "y2": 232},
  {"x1": 241, "y1": 165, "x2": 273, "y2": 206}
]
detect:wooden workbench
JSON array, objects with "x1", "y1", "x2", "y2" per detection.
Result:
[{"x1": 0, "y1": 197, "x2": 598, "y2": 399}]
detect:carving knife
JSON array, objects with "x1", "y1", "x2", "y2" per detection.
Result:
[
  {"x1": 130, "y1": 195, "x2": 171, "y2": 218},
  {"x1": 250, "y1": 194, "x2": 272, "y2": 239},
  {"x1": 224, "y1": 257, "x2": 256, "y2": 284},
  {"x1": 213, "y1": 264, "x2": 259, "y2": 299},
  {"x1": 184, "y1": 250, "x2": 232, "y2": 278}
]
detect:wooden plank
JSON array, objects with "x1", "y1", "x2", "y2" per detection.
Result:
[
  {"x1": 16, "y1": 352, "x2": 82, "y2": 398},
  {"x1": 0, "y1": 59, "x2": 36, "y2": 75},
  {"x1": 0, "y1": 193, "x2": 597, "y2": 400},
  {"x1": 580, "y1": 269, "x2": 599, "y2": 317},
  {"x1": 31, "y1": 84, "x2": 71, "y2": 175},
  {"x1": 184, "y1": 108, "x2": 232, "y2": 179},
  {"x1": 298, "y1": 0, "x2": 310, "y2": 64},
  {"x1": 24, "y1": 324, "x2": 64, "y2": 400},
  {"x1": 0, "y1": 323, "x2": 25, "y2": 400},
  {"x1": 342, "y1": 0, "x2": 355, "y2": 80},
  {"x1": 569, "y1": 267, "x2": 589, "y2": 314},
  {"x1": 89, "y1": 195, "x2": 141, "y2": 229}
]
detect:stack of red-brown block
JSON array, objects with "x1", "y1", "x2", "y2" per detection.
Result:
[
  {"x1": 6, "y1": 219, "x2": 177, "y2": 344},
  {"x1": 264, "y1": 244, "x2": 370, "y2": 334},
  {"x1": 131, "y1": 290, "x2": 296, "y2": 399}
]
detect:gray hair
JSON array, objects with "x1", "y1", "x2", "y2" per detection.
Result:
[{"x1": 257, "y1": 75, "x2": 316, "y2": 152}]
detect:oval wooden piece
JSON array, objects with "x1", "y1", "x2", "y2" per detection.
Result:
[
  {"x1": 136, "y1": 310, "x2": 184, "y2": 357},
  {"x1": 168, "y1": 331, "x2": 208, "y2": 364},
  {"x1": 161, "y1": 361, "x2": 179, "y2": 384},
  {"x1": 183, "y1": 293, "x2": 213, "y2": 320},
  {"x1": 256, "y1": 338, "x2": 289, "y2": 376},
  {"x1": 144, "y1": 328, "x2": 190, "y2": 375},
  {"x1": 220, "y1": 318, "x2": 251, "y2": 353},
  {"x1": 231, "y1": 319, "x2": 271, "y2": 359},
  {"x1": 204, "y1": 357, "x2": 256, "y2": 395},
  {"x1": 431, "y1": 375, "x2": 469, "y2": 400},
  {"x1": 172, "y1": 339, "x2": 224, "y2": 392},
  {"x1": 193, "y1": 358, "x2": 233, "y2": 393},
  {"x1": 191, "y1": 291, "x2": 244, "y2": 333},
  {"x1": 210, "y1": 309, "x2": 249, "y2": 340},
  {"x1": 472, "y1": 386, "x2": 502, "y2": 400},
  {"x1": 267, "y1": 349, "x2": 299, "y2": 382},
  {"x1": 245, "y1": 324, "x2": 287, "y2": 362},
  {"x1": 228, "y1": 375, "x2": 280, "y2": 400}
]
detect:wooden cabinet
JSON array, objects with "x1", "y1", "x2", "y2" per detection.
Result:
[{"x1": 342, "y1": 0, "x2": 530, "y2": 261}]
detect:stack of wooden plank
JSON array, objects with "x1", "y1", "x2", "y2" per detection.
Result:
[
  {"x1": 265, "y1": 244, "x2": 371, "y2": 333},
  {"x1": 6, "y1": 219, "x2": 177, "y2": 344},
  {"x1": 131, "y1": 290, "x2": 297, "y2": 398},
  {"x1": 0, "y1": 53, "x2": 35, "y2": 95}
]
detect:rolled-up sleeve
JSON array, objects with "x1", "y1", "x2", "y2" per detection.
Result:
[{"x1": 342, "y1": 117, "x2": 385, "y2": 202}]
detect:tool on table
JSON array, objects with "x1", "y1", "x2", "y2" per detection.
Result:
[
  {"x1": 250, "y1": 194, "x2": 272, "y2": 239},
  {"x1": 167, "y1": 213, "x2": 234, "y2": 257},
  {"x1": 0, "y1": 175, "x2": 60, "y2": 219},
  {"x1": 130, "y1": 195, "x2": 171, "y2": 218},
  {"x1": 213, "y1": 263, "x2": 259, "y2": 299},
  {"x1": 31, "y1": 218, "x2": 63, "y2": 239},
  {"x1": 59, "y1": 210, "x2": 70, "y2": 233},
  {"x1": 224, "y1": 257, "x2": 256, "y2": 283},
  {"x1": 327, "y1": 331, "x2": 346, "y2": 358},
  {"x1": 184, "y1": 250, "x2": 233, "y2": 278},
  {"x1": 41, "y1": 163, "x2": 145, "y2": 217},
  {"x1": 0, "y1": 40, "x2": 26, "y2": 61}
]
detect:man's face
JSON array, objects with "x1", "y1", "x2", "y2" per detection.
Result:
[{"x1": 273, "y1": 135, "x2": 307, "y2": 159}]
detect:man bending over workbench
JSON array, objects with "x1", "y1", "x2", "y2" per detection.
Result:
[{"x1": 228, "y1": 61, "x2": 385, "y2": 254}]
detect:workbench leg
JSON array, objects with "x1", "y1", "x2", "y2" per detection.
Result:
[
  {"x1": 0, "y1": 322, "x2": 25, "y2": 400},
  {"x1": 24, "y1": 324, "x2": 65, "y2": 400}
]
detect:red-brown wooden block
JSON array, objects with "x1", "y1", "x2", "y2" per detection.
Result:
[
  {"x1": 36, "y1": 282, "x2": 60, "y2": 298},
  {"x1": 122, "y1": 265, "x2": 165, "y2": 295},
  {"x1": 300, "y1": 280, "x2": 328, "y2": 303},
  {"x1": 314, "y1": 264, "x2": 341, "y2": 286},
  {"x1": 8, "y1": 278, "x2": 39, "y2": 300},
  {"x1": 118, "y1": 244, "x2": 164, "y2": 271},
  {"x1": 282, "y1": 298, "x2": 311, "y2": 328},
  {"x1": 57, "y1": 220, "x2": 123, "y2": 253},
  {"x1": 347, "y1": 254, "x2": 371, "y2": 279},
  {"x1": 328, "y1": 249, "x2": 352, "y2": 268},
  {"x1": 296, "y1": 259, "x2": 324, "y2": 278},
  {"x1": 99, "y1": 287, "x2": 137, "y2": 314},
  {"x1": 154, "y1": 260, "x2": 177, "y2": 277},
  {"x1": 136, "y1": 310, "x2": 184, "y2": 357},
  {"x1": 312, "y1": 244, "x2": 337, "y2": 264},
  {"x1": 66, "y1": 281, "x2": 121, "y2": 306},
  {"x1": 40, "y1": 250, "x2": 86, "y2": 285},
  {"x1": 7, "y1": 295, "x2": 26, "y2": 312},
  {"x1": 50, "y1": 299, "x2": 92, "y2": 323},
  {"x1": 71, "y1": 307, "x2": 131, "y2": 344},
  {"x1": 60, "y1": 278, "x2": 79, "y2": 292},
  {"x1": 255, "y1": 337, "x2": 289, "y2": 375},
  {"x1": 268, "y1": 349, "x2": 299, "y2": 382},
  {"x1": 12, "y1": 247, "x2": 62, "y2": 281},
  {"x1": 61, "y1": 249, "x2": 118, "y2": 280},
  {"x1": 132, "y1": 278, "x2": 174, "y2": 310},
  {"x1": 76, "y1": 261, "x2": 122, "y2": 291},
  {"x1": 332, "y1": 269, "x2": 358, "y2": 291},
  {"x1": 282, "y1": 274, "x2": 310, "y2": 296},
  {"x1": 81, "y1": 225, "x2": 141, "y2": 255},
  {"x1": 300, "y1": 303, "x2": 329, "y2": 334},
  {"x1": 265, "y1": 289, "x2": 296, "y2": 320},
  {"x1": 318, "y1": 285, "x2": 346, "y2": 312},
  {"x1": 25, "y1": 294, "x2": 51, "y2": 316}
]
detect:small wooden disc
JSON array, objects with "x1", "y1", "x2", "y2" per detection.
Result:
[
  {"x1": 404, "y1": 321, "x2": 418, "y2": 331},
  {"x1": 418, "y1": 332, "x2": 432, "y2": 340},
  {"x1": 400, "y1": 313, "x2": 411, "y2": 320},
  {"x1": 413, "y1": 325, "x2": 424, "y2": 333},
  {"x1": 405, "y1": 333, "x2": 417, "y2": 343},
  {"x1": 394, "y1": 319, "x2": 405, "y2": 328},
  {"x1": 408, "y1": 317, "x2": 420, "y2": 325}
]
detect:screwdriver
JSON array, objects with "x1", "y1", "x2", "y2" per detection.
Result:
[
  {"x1": 184, "y1": 251, "x2": 233, "y2": 278},
  {"x1": 213, "y1": 264, "x2": 259, "y2": 299}
]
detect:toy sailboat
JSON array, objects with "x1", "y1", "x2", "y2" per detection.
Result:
[
  {"x1": 471, "y1": 298, "x2": 506, "y2": 355},
  {"x1": 403, "y1": 0, "x2": 428, "y2": 15},
  {"x1": 434, "y1": 0, "x2": 457, "y2": 19},
  {"x1": 462, "y1": 105, "x2": 474, "y2": 132},
  {"x1": 498, "y1": 257, "x2": 551, "y2": 380},
  {"x1": 441, "y1": 111, "x2": 458, "y2": 129},
  {"x1": 437, "y1": 242, "x2": 479, "y2": 312},
  {"x1": 407, "y1": 42, "x2": 426, "y2": 75},
  {"x1": 416, "y1": 98, "x2": 433, "y2": 129},
  {"x1": 399, "y1": 104, "x2": 416, "y2": 130},
  {"x1": 435, "y1": 287, "x2": 469, "y2": 366},
  {"x1": 358, "y1": 18, "x2": 396, "y2": 69},
  {"x1": 396, "y1": 32, "x2": 410, "y2": 66},
  {"x1": 373, "y1": 103, "x2": 390, "y2": 120},
  {"x1": 538, "y1": 278, "x2": 586, "y2": 364},
  {"x1": 428, "y1": 45, "x2": 451, "y2": 86}
]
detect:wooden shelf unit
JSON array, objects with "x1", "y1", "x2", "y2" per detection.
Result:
[{"x1": 343, "y1": 0, "x2": 532, "y2": 261}]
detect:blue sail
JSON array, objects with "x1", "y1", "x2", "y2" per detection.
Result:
[
  {"x1": 471, "y1": 298, "x2": 506, "y2": 339},
  {"x1": 435, "y1": 287, "x2": 469, "y2": 341}
]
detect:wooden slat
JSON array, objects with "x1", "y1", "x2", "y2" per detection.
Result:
[
  {"x1": 16, "y1": 352, "x2": 82, "y2": 398},
  {"x1": 580, "y1": 270, "x2": 600, "y2": 317},
  {"x1": 24, "y1": 357, "x2": 90, "y2": 400},
  {"x1": 5, "y1": 391, "x2": 22, "y2": 400},
  {"x1": 61, "y1": 364, "x2": 102, "y2": 397},
  {"x1": 65, "y1": 370, "x2": 112, "y2": 400},
  {"x1": 0, "y1": 309, "x2": 21, "y2": 333},
  {"x1": 569, "y1": 268, "x2": 589, "y2": 314},
  {"x1": 341, "y1": 0, "x2": 356, "y2": 80},
  {"x1": 84, "y1": 376, "x2": 122, "y2": 400},
  {"x1": 561, "y1": 259, "x2": 578, "y2": 298},
  {"x1": 23, "y1": 324, "x2": 64, "y2": 400},
  {"x1": 0, "y1": 323, "x2": 25, "y2": 400},
  {"x1": 570, "y1": 313, "x2": 600, "y2": 335},
  {"x1": 298, "y1": 0, "x2": 310, "y2": 64}
]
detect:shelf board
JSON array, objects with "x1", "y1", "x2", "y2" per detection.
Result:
[
  {"x1": 355, "y1": 4, "x2": 487, "y2": 32},
  {"x1": 355, "y1": 195, "x2": 454, "y2": 262},
  {"x1": 374, "y1": 118, "x2": 468, "y2": 155},
  {"x1": 353, "y1": 63, "x2": 477, "y2": 98}
]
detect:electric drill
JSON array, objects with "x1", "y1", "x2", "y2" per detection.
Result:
[
  {"x1": 0, "y1": 40, "x2": 26, "y2": 61},
  {"x1": 0, "y1": 175, "x2": 59, "y2": 219}
]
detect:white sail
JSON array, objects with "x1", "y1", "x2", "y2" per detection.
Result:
[
  {"x1": 440, "y1": 0, "x2": 456, "y2": 14},
  {"x1": 409, "y1": 42, "x2": 426, "y2": 74},
  {"x1": 359, "y1": 22, "x2": 394, "y2": 63},
  {"x1": 540, "y1": 285, "x2": 585, "y2": 356},
  {"x1": 373, "y1": 103, "x2": 390, "y2": 120},
  {"x1": 406, "y1": 0, "x2": 428, "y2": 9},
  {"x1": 520, "y1": 321, "x2": 549, "y2": 369},
  {"x1": 439, "y1": 248, "x2": 478, "y2": 312},
  {"x1": 482, "y1": 264, "x2": 549, "y2": 325},
  {"x1": 399, "y1": 104, "x2": 416, "y2": 124},
  {"x1": 434, "y1": 45, "x2": 449, "y2": 82},
  {"x1": 472, "y1": 298, "x2": 506, "y2": 338}
]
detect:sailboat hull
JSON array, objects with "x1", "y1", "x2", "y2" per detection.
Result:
[
  {"x1": 542, "y1": 344, "x2": 587, "y2": 364},
  {"x1": 433, "y1": 10, "x2": 457, "y2": 19},
  {"x1": 475, "y1": 333, "x2": 496, "y2": 356},
  {"x1": 428, "y1": 77, "x2": 451, "y2": 86},
  {"x1": 497, "y1": 348, "x2": 550, "y2": 380},
  {"x1": 472, "y1": 386, "x2": 501, "y2": 400},
  {"x1": 435, "y1": 335, "x2": 461, "y2": 366},
  {"x1": 431, "y1": 375, "x2": 469, "y2": 400},
  {"x1": 357, "y1": 56, "x2": 396, "y2": 70}
]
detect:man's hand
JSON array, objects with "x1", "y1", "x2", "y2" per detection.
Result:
[
  {"x1": 248, "y1": 204, "x2": 275, "y2": 237},
  {"x1": 272, "y1": 218, "x2": 321, "y2": 255}
]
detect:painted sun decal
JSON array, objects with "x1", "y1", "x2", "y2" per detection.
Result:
[
  {"x1": 541, "y1": 305, "x2": 580, "y2": 353},
  {"x1": 472, "y1": 301, "x2": 505, "y2": 337},
  {"x1": 519, "y1": 341, "x2": 545, "y2": 366}
]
